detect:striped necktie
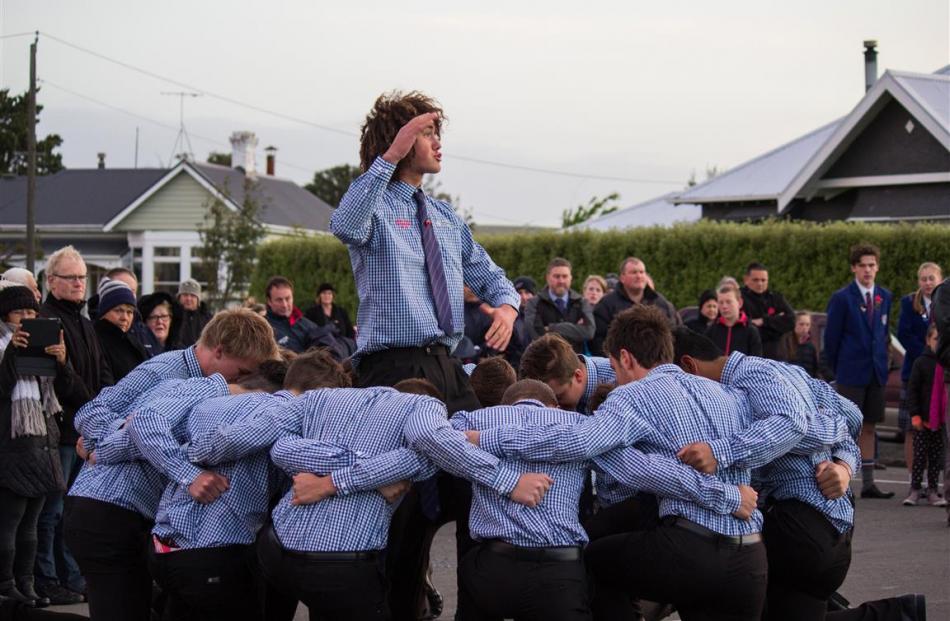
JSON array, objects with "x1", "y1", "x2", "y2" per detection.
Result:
[{"x1": 414, "y1": 190, "x2": 454, "y2": 336}]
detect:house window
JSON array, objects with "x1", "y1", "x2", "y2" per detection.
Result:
[{"x1": 153, "y1": 246, "x2": 181, "y2": 294}]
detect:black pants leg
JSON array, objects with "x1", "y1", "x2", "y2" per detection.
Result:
[
  {"x1": 147, "y1": 544, "x2": 262, "y2": 621},
  {"x1": 63, "y1": 497, "x2": 153, "y2": 621},
  {"x1": 458, "y1": 544, "x2": 591, "y2": 621},
  {"x1": 0, "y1": 490, "x2": 44, "y2": 585},
  {"x1": 359, "y1": 346, "x2": 480, "y2": 620},
  {"x1": 256, "y1": 526, "x2": 388, "y2": 621},
  {"x1": 581, "y1": 493, "x2": 659, "y2": 542},
  {"x1": 761, "y1": 500, "x2": 853, "y2": 621},
  {"x1": 585, "y1": 523, "x2": 768, "y2": 621}
]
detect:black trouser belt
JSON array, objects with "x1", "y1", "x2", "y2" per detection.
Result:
[
  {"x1": 484, "y1": 540, "x2": 582, "y2": 561},
  {"x1": 283, "y1": 548, "x2": 380, "y2": 561},
  {"x1": 365, "y1": 344, "x2": 450, "y2": 360},
  {"x1": 664, "y1": 516, "x2": 763, "y2": 546}
]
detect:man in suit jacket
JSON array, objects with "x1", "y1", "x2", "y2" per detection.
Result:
[{"x1": 824, "y1": 242, "x2": 893, "y2": 499}]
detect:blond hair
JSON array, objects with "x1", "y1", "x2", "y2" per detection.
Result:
[
  {"x1": 198, "y1": 308, "x2": 279, "y2": 362},
  {"x1": 45, "y1": 245, "x2": 85, "y2": 283},
  {"x1": 913, "y1": 262, "x2": 943, "y2": 315}
]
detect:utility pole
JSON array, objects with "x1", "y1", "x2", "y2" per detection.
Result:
[{"x1": 26, "y1": 32, "x2": 38, "y2": 273}]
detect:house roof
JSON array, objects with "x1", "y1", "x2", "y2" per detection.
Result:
[
  {"x1": 0, "y1": 162, "x2": 333, "y2": 232},
  {"x1": 674, "y1": 67, "x2": 950, "y2": 212},
  {"x1": 570, "y1": 192, "x2": 702, "y2": 230}
]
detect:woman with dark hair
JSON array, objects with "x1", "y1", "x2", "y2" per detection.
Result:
[
  {"x1": 304, "y1": 283, "x2": 355, "y2": 340},
  {"x1": 0, "y1": 285, "x2": 70, "y2": 607},
  {"x1": 138, "y1": 292, "x2": 182, "y2": 354},
  {"x1": 685, "y1": 289, "x2": 718, "y2": 334},
  {"x1": 93, "y1": 281, "x2": 148, "y2": 382}
]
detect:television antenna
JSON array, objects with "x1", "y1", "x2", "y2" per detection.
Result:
[{"x1": 161, "y1": 91, "x2": 202, "y2": 164}]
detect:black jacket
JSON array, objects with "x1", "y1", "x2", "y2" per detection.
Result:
[
  {"x1": 40, "y1": 295, "x2": 111, "y2": 445},
  {"x1": 94, "y1": 318, "x2": 149, "y2": 383},
  {"x1": 705, "y1": 314, "x2": 762, "y2": 357},
  {"x1": 304, "y1": 304, "x2": 355, "y2": 340},
  {"x1": 907, "y1": 349, "x2": 941, "y2": 423},
  {"x1": 591, "y1": 286, "x2": 680, "y2": 355},
  {"x1": 266, "y1": 308, "x2": 345, "y2": 358},
  {"x1": 0, "y1": 345, "x2": 68, "y2": 497},
  {"x1": 740, "y1": 287, "x2": 795, "y2": 359},
  {"x1": 177, "y1": 304, "x2": 213, "y2": 348},
  {"x1": 138, "y1": 292, "x2": 184, "y2": 354},
  {"x1": 524, "y1": 288, "x2": 595, "y2": 354},
  {"x1": 462, "y1": 300, "x2": 527, "y2": 369}
]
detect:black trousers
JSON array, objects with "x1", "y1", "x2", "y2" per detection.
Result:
[
  {"x1": 0, "y1": 489, "x2": 45, "y2": 583},
  {"x1": 581, "y1": 493, "x2": 659, "y2": 543},
  {"x1": 585, "y1": 520, "x2": 768, "y2": 621},
  {"x1": 256, "y1": 525, "x2": 388, "y2": 621},
  {"x1": 358, "y1": 344, "x2": 480, "y2": 620},
  {"x1": 147, "y1": 543, "x2": 262, "y2": 621},
  {"x1": 63, "y1": 496, "x2": 153, "y2": 621},
  {"x1": 762, "y1": 500, "x2": 853, "y2": 621},
  {"x1": 457, "y1": 543, "x2": 591, "y2": 621}
]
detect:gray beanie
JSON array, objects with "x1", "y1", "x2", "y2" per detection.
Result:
[{"x1": 177, "y1": 278, "x2": 201, "y2": 300}]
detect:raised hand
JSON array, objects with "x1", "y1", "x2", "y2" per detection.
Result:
[
  {"x1": 45, "y1": 330, "x2": 67, "y2": 365},
  {"x1": 383, "y1": 112, "x2": 440, "y2": 164}
]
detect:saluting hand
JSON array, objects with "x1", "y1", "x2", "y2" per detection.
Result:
[
  {"x1": 677, "y1": 442, "x2": 718, "y2": 474},
  {"x1": 484, "y1": 305, "x2": 518, "y2": 352},
  {"x1": 732, "y1": 485, "x2": 758, "y2": 521},
  {"x1": 292, "y1": 473, "x2": 337, "y2": 506},
  {"x1": 510, "y1": 473, "x2": 554, "y2": 508},
  {"x1": 383, "y1": 112, "x2": 440, "y2": 165},
  {"x1": 189, "y1": 471, "x2": 229, "y2": 504},
  {"x1": 815, "y1": 460, "x2": 852, "y2": 500}
]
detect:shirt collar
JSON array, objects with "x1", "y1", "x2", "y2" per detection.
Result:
[
  {"x1": 390, "y1": 180, "x2": 421, "y2": 202},
  {"x1": 645, "y1": 363, "x2": 685, "y2": 379},
  {"x1": 511, "y1": 399, "x2": 546, "y2": 408},
  {"x1": 183, "y1": 346, "x2": 203, "y2": 378},
  {"x1": 855, "y1": 280, "x2": 874, "y2": 300}
]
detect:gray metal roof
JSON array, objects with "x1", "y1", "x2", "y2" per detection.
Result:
[
  {"x1": 0, "y1": 164, "x2": 333, "y2": 232},
  {"x1": 0, "y1": 169, "x2": 166, "y2": 226},
  {"x1": 674, "y1": 121, "x2": 840, "y2": 204},
  {"x1": 192, "y1": 163, "x2": 333, "y2": 231},
  {"x1": 891, "y1": 71, "x2": 950, "y2": 136},
  {"x1": 571, "y1": 192, "x2": 701, "y2": 231}
]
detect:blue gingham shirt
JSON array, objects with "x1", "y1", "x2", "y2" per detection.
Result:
[
  {"x1": 481, "y1": 365, "x2": 762, "y2": 536},
  {"x1": 576, "y1": 355, "x2": 616, "y2": 415},
  {"x1": 190, "y1": 387, "x2": 521, "y2": 551},
  {"x1": 75, "y1": 347, "x2": 204, "y2": 450},
  {"x1": 451, "y1": 400, "x2": 590, "y2": 547},
  {"x1": 151, "y1": 392, "x2": 305, "y2": 549},
  {"x1": 69, "y1": 376, "x2": 228, "y2": 518},
  {"x1": 331, "y1": 157, "x2": 520, "y2": 367},
  {"x1": 714, "y1": 352, "x2": 856, "y2": 470}
]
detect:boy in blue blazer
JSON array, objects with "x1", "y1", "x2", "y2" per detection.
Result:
[{"x1": 824, "y1": 243, "x2": 893, "y2": 499}]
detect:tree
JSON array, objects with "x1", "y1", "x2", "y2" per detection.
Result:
[
  {"x1": 305, "y1": 164, "x2": 361, "y2": 208},
  {"x1": 207, "y1": 152, "x2": 231, "y2": 166},
  {"x1": 196, "y1": 176, "x2": 266, "y2": 308},
  {"x1": 0, "y1": 88, "x2": 64, "y2": 175},
  {"x1": 561, "y1": 193, "x2": 621, "y2": 228},
  {"x1": 685, "y1": 165, "x2": 721, "y2": 188}
]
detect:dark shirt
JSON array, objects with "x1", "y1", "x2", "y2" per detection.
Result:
[
  {"x1": 705, "y1": 314, "x2": 762, "y2": 357},
  {"x1": 178, "y1": 305, "x2": 213, "y2": 348},
  {"x1": 304, "y1": 303, "x2": 355, "y2": 340},
  {"x1": 739, "y1": 287, "x2": 795, "y2": 359},
  {"x1": 94, "y1": 318, "x2": 149, "y2": 383},
  {"x1": 265, "y1": 308, "x2": 343, "y2": 357},
  {"x1": 591, "y1": 286, "x2": 680, "y2": 355}
]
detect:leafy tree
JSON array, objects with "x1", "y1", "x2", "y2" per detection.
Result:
[
  {"x1": 562, "y1": 193, "x2": 621, "y2": 228},
  {"x1": 207, "y1": 151, "x2": 232, "y2": 166},
  {"x1": 197, "y1": 176, "x2": 266, "y2": 308},
  {"x1": 0, "y1": 88, "x2": 64, "y2": 175},
  {"x1": 305, "y1": 164, "x2": 361, "y2": 207}
]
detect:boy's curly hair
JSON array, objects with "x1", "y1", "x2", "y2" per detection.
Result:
[{"x1": 359, "y1": 91, "x2": 445, "y2": 176}]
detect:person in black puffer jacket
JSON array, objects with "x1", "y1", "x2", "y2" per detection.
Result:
[
  {"x1": 0, "y1": 285, "x2": 69, "y2": 607},
  {"x1": 704, "y1": 285, "x2": 762, "y2": 356},
  {"x1": 175, "y1": 279, "x2": 213, "y2": 348},
  {"x1": 93, "y1": 281, "x2": 148, "y2": 383}
]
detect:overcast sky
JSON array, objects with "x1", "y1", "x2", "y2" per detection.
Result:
[{"x1": 1, "y1": 0, "x2": 947, "y2": 226}]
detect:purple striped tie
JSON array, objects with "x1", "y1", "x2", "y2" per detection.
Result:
[
  {"x1": 414, "y1": 190, "x2": 455, "y2": 336},
  {"x1": 865, "y1": 292, "x2": 874, "y2": 326}
]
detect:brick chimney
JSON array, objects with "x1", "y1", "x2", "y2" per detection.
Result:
[
  {"x1": 265, "y1": 146, "x2": 277, "y2": 176},
  {"x1": 229, "y1": 131, "x2": 259, "y2": 175}
]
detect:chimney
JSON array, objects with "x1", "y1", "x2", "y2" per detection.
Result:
[
  {"x1": 97, "y1": 152, "x2": 106, "y2": 169},
  {"x1": 265, "y1": 146, "x2": 277, "y2": 176},
  {"x1": 863, "y1": 40, "x2": 878, "y2": 92},
  {"x1": 229, "y1": 131, "x2": 259, "y2": 175}
]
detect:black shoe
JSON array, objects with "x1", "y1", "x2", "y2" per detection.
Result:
[
  {"x1": 35, "y1": 582, "x2": 83, "y2": 606},
  {"x1": 874, "y1": 462, "x2": 887, "y2": 470},
  {"x1": 896, "y1": 593, "x2": 926, "y2": 620},
  {"x1": 0, "y1": 582, "x2": 35, "y2": 607},
  {"x1": 422, "y1": 582, "x2": 444, "y2": 620},
  {"x1": 16, "y1": 577, "x2": 49, "y2": 608},
  {"x1": 860, "y1": 485, "x2": 895, "y2": 499}
]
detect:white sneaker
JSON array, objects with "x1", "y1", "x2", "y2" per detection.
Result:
[
  {"x1": 925, "y1": 490, "x2": 948, "y2": 507},
  {"x1": 902, "y1": 490, "x2": 920, "y2": 506}
]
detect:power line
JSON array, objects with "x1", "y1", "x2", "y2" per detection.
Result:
[
  {"x1": 37, "y1": 31, "x2": 685, "y2": 187},
  {"x1": 0, "y1": 32, "x2": 36, "y2": 40}
]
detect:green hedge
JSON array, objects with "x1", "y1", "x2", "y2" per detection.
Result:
[{"x1": 251, "y1": 221, "x2": 950, "y2": 322}]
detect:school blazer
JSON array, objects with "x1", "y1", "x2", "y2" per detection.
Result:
[{"x1": 824, "y1": 281, "x2": 891, "y2": 387}]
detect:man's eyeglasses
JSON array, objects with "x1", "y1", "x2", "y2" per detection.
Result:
[
  {"x1": 147, "y1": 314, "x2": 171, "y2": 323},
  {"x1": 52, "y1": 273, "x2": 86, "y2": 283}
]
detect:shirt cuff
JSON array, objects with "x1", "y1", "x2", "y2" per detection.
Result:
[
  {"x1": 171, "y1": 462, "x2": 205, "y2": 487},
  {"x1": 331, "y1": 468, "x2": 354, "y2": 497},
  {"x1": 708, "y1": 439, "x2": 734, "y2": 470},
  {"x1": 490, "y1": 464, "x2": 520, "y2": 497},
  {"x1": 369, "y1": 156, "x2": 396, "y2": 180},
  {"x1": 720, "y1": 484, "x2": 743, "y2": 515}
]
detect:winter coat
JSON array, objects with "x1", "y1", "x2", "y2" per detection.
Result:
[
  {"x1": 524, "y1": 288, "x2": 595, "y2": 354},
  {"x1": 177, "y1": 303, "x2": 213, "y2": 348},
  {"x1": 591, "y1": 286, "x2": 680, "y2": 355},
  {"x1": 739, "y1": 287, "x2": 795, "y2": 359},
  {"x1": 705, "y1": 313, "x2": 762, "y2": 356},
  {"x1": 94, "y1": 318, "x2": 149, "y2": 383}
]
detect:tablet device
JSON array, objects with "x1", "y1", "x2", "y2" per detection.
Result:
[{"x1": 15, "y1": 317, "x2": 61, "y2": 377}]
